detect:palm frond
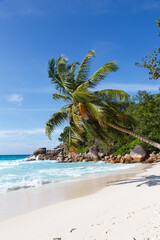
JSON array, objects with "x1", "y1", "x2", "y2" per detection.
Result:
[
  {"x1": 82, "y1": 120, "x2": 112, "y2": 146},
  {"x1": 76, "y1": 49, "x2": 95, "y2": 86},
  {"x1": 117, "y1": 113, "x2": 137, "y2": 128},
  {"x1": 72, "y1": 83, "x2": 97, "y2": 103},
  {"x1": 85, "y1": 102, "x2": 106, "y2": 123},
  {"x1": 68, "y1": 128, "x2": 79, "y2": 152},
  {"x1": 71, "y1": 61, "x2": 79, "y2": 84},
  {"x1": 68, "y1": 104, "x2": 84, "y2": 142},
  {"x1": 104, "y1": 124, "x2": 126, "y2": 138},
  {"x1": 95, "y1": 89, "x2": 129, "y2": 102},
  {"x1": 56, "y1": 56, "x2": 73, "y2": 93},
  {"x1": 87, "y1": 62, "x2": 118, "y2": 88},
  {"x1": 48, "y1": 58, "x2": 66, "y2": 92},
  {"x1": 71, "y1": 104, "x2": 83, "y2": 130},
  {"x1": 45, "y1": 106, "x2": 68, "y2": 139},
  {"x1": 85, "y1": 100, "x2": 131, "y2": 128},
  {"x1": 53, "y1": 93, "x2": 71, "y2": 102},
  {"x1": 70, "y1": 123, "x2": 84, "y2": 142}
]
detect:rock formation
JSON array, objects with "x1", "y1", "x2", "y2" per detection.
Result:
[
  {"x1": 130, "y1": 145, "x2": 146, "y2": 162},
  {"x1": 27, "y1": 144, "x2": 160, "y2": 164},
  {"x1": 85, "y1": 144, "x2": 99, "y2": 161},
  {"x1": 33, "y1": 147, "x2": 46, "y2": 156}
]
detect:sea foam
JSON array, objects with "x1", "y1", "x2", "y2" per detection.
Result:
[{"x1": 0, "y1": 155, "x2": 137, "y2": 194}]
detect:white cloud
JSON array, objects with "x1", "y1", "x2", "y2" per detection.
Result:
[
  {"x1": 0, "y1": 140, "x2": 60, "y2": 154},
  {"x1": 0, "y1": 128, "x2": 63, "y2": 154},
  {"x1": 132, "y1": 0, "x2": 160, "y2": 12},
  {"x1": 0, "y1": 128, "x2": 44, "y2": 138},
  {"x1": 0, "y1": 107, "x2": 58, "y2": 112},
  {"x1": 41, "y1": 0, "x2": 111, "y2": 16},
  {"x1": 0, "y1": 128, "x2": 62, "y2": 138},
  {"x1": 0, "y1": 0, "x2": 113, "y2": 19},
  {"x1": 96, "y1": 83, "x2": 160, "y2": 93},
  {"x1": 5, "y1": 94, "x2": 24, "y2": 103},
  {"x1": 0, "y1": 0, "x2": 42, "y2": 18}
]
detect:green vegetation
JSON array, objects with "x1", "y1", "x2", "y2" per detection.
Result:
[
  {"x1": 59, "y1": 91, "x2": 160, "y2": 155},
  {"x1": 45, "y1": 50, "x2": 160, "y2": 152},
  {"x1": 135, "y1": 19, "x2": 160, "y2": 80},
  {"x1": 112, "y1": 91, "x2": 160, "y2": 154}
]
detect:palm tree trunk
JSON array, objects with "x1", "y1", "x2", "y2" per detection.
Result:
[{"x1": 107, "y1": 122, "x2": 160, "y2": 150}]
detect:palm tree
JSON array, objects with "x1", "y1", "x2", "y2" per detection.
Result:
[{"x1": 45, "y1": 50, "x2": 160, "y2": 151}]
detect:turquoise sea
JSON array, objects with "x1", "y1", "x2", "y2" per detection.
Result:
[{"x1": 0, "y1": 155, "x2": 136, "y2": 194}]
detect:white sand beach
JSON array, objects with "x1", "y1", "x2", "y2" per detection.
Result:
[{"x1": 0, "y1": 163, "x2": 160, "y2": 240}]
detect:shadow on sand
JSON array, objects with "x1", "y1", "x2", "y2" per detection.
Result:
[{"x1": 114, "y1": 175, "x2": 160, "y2": 187}]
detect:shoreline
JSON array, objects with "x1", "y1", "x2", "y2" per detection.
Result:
[
  {"x1": 0, "y1": 163, "x2": 149, "y2": 222},
  {"x1": 0, "y1": 163, "x2": 159, "y2": 239}
]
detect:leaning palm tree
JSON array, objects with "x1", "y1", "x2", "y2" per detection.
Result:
[{"x1": 45, "y1": 50, "x2": 160, "y2": 151}]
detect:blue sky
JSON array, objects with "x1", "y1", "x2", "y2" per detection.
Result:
[{"x1": 0, "y1": 0, "x2": 160, "y2": 154}]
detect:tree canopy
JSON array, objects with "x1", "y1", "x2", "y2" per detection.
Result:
[{"x1": 59, "y1": 91, "x2": 160, "y2": 154}]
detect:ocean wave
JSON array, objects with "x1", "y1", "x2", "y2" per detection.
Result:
[
  {"x1": 0, "y1": 159, "x2": 25, "y2": 167},
  {"x1": 0, "y1": 179, "x2": 53, "y2": 194},
  {"x1": 0, "y1": 157, "x2": 137, "y2": 194}
]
